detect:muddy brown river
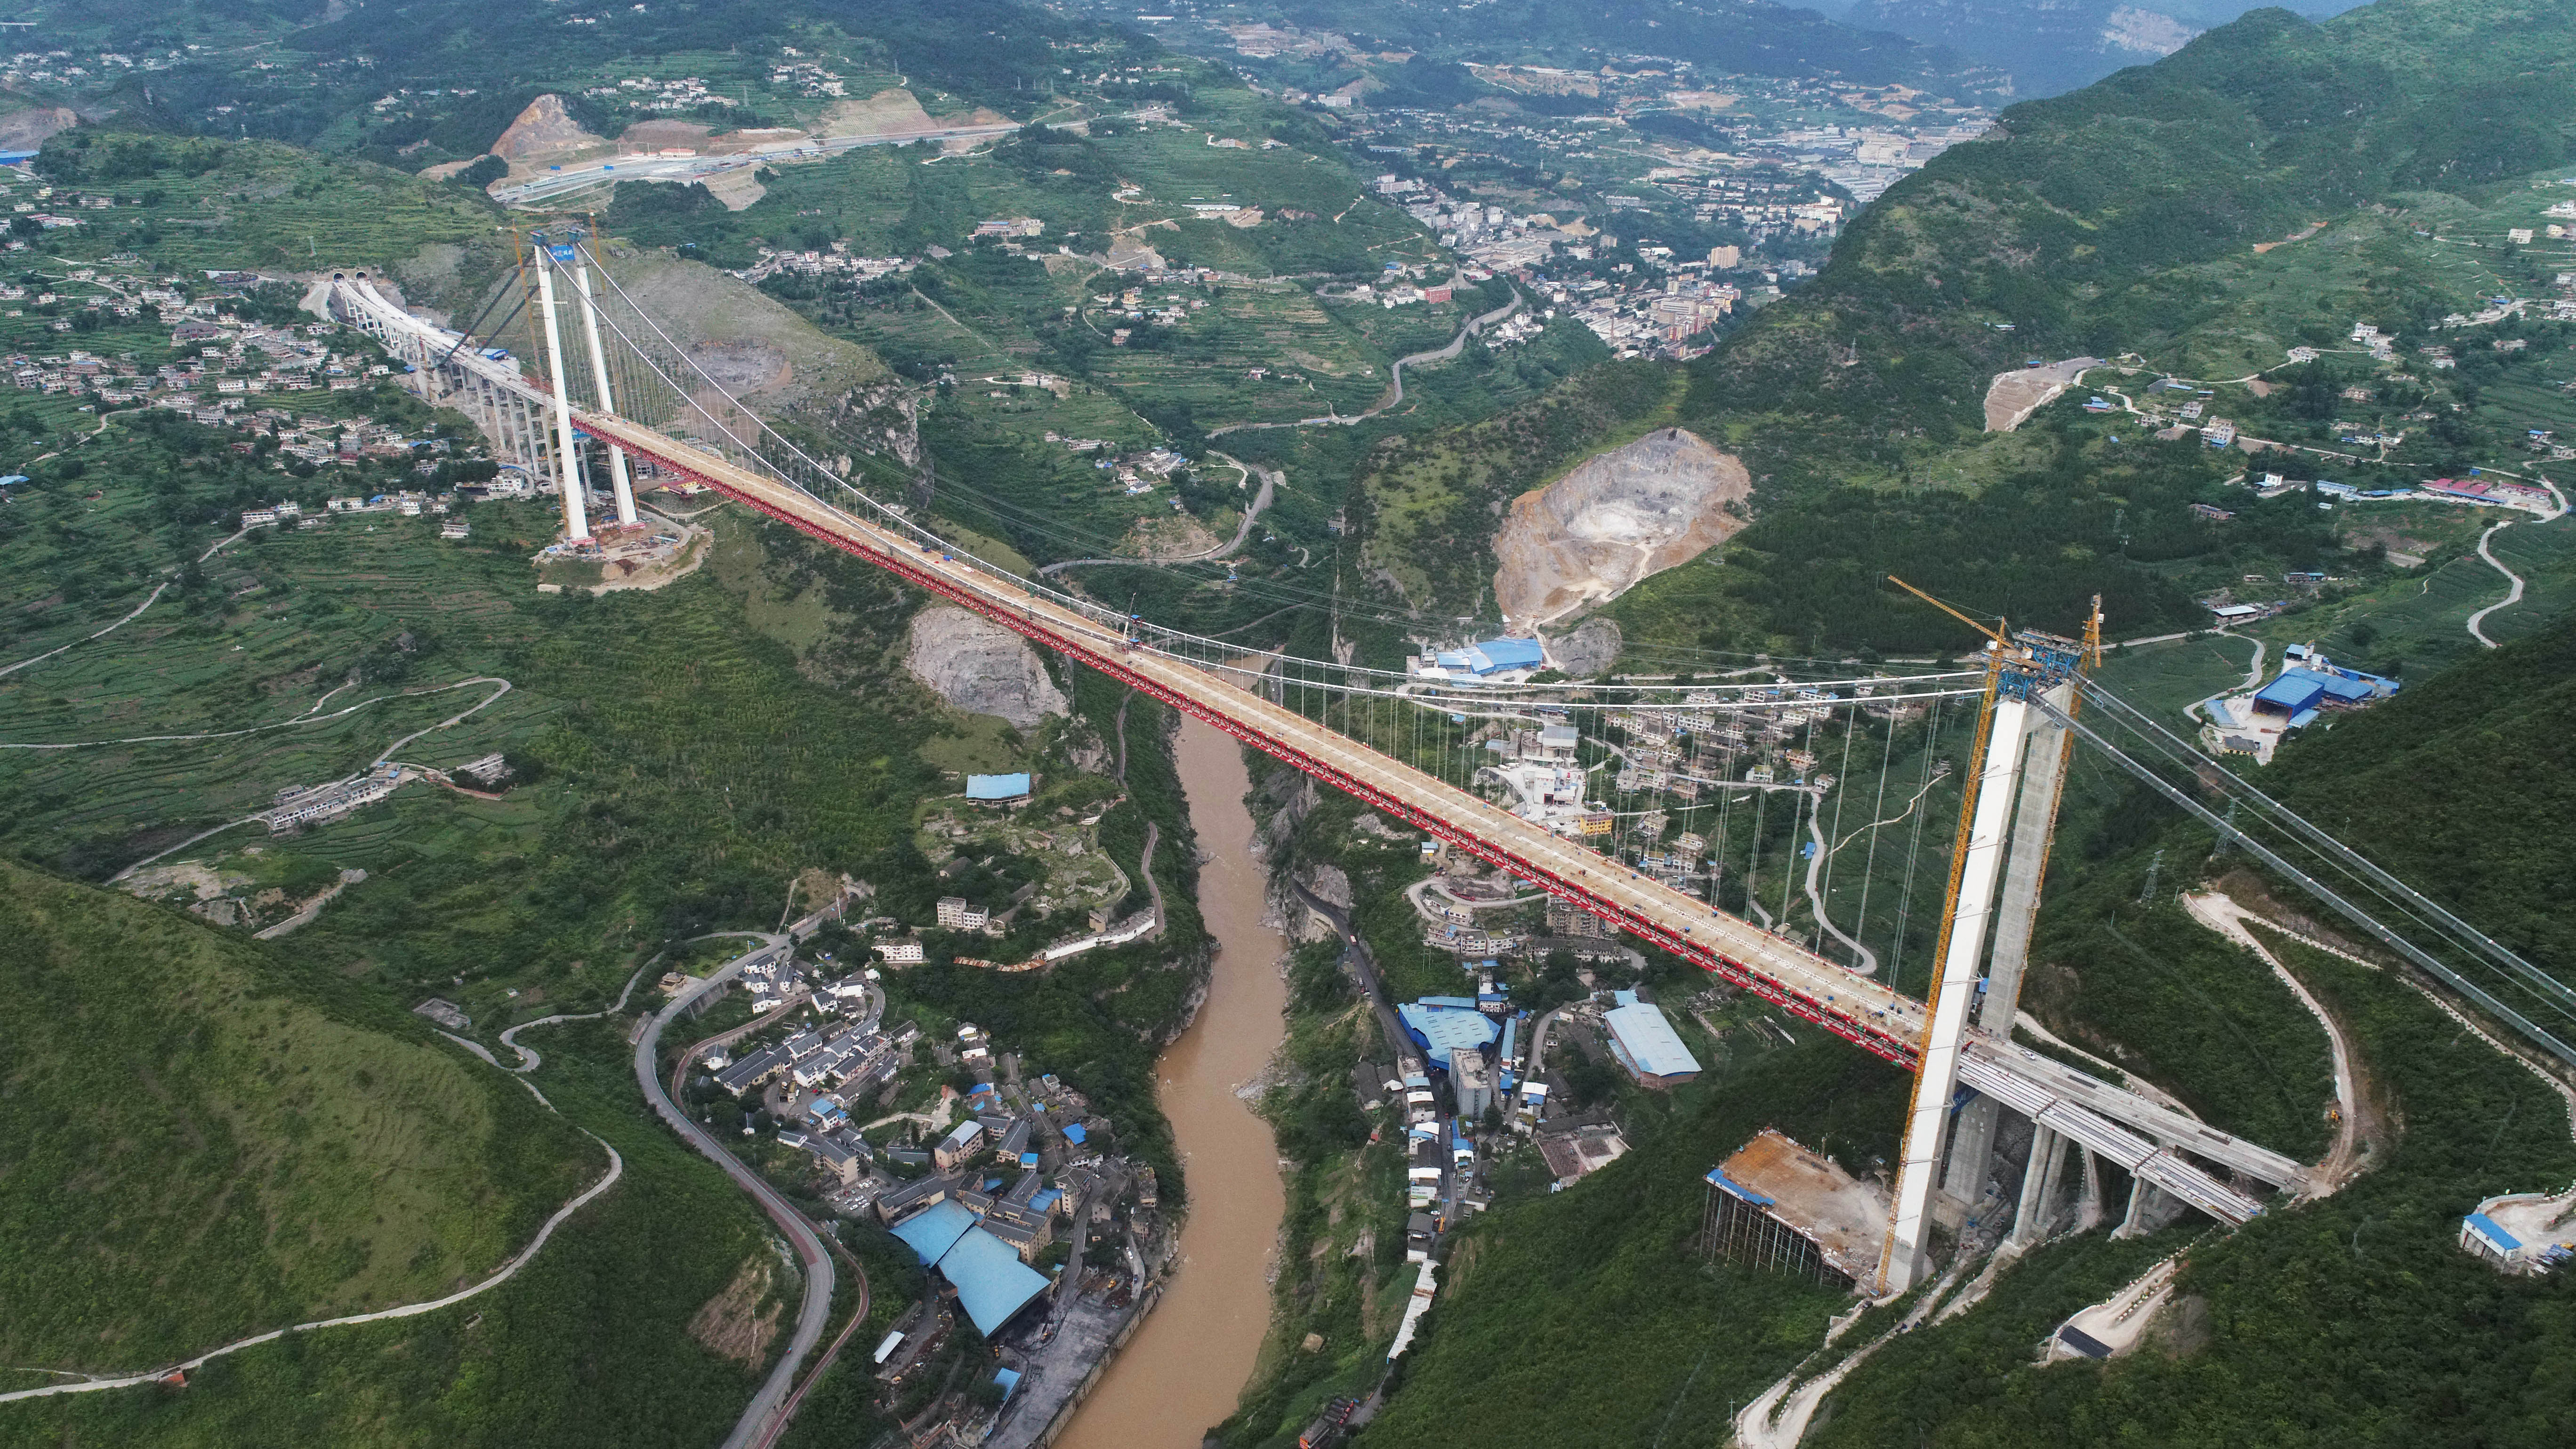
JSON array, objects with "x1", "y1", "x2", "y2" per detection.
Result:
[{"x1": 1054, "y1": 716, "x2": 1288, "y2": 1449}]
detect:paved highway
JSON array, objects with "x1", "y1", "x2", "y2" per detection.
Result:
[
  {"x1": 492, "y1": 123, "x2": 1021, "y2": 206},
  {"x1": 635, "y1": 939, "x2": 836, "y2": 1449}
]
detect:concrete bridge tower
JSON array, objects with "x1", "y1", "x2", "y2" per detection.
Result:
[
  {"x1": 1880, "y1": 596, "x2": 2096, "y2": 1294},
  {"x1": 531, "y1": 238, "x2": 592, "y2": 544}
]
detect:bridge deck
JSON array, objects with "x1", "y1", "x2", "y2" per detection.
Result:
[
  {"x1": 328, "y1": 275, "x2": 2301, "y2": 1224},
  {"x1": 573, "y1": 409, "x2": 1932, "y2": 1063}
]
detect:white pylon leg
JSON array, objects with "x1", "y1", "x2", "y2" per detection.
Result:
[
  {"x1": 569, "y1": 251, "x2": 636, "y2": 526},
  {"x1": 1882, "y1": 692, "x2": 2030, "y2": 1294},
  {"x1": 532, "y1": 243, "x2": 591, "y2": 544}
]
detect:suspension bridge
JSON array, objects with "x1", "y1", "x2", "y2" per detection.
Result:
[{"x1": 326, "y1": 233, "x2": 2575, "y2": 1296}]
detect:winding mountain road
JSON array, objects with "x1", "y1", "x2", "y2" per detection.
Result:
[
  {"x1": 2182, "y1": 892, "x2": 2369, "y2": 1196},
  {"x1": 1208, "y1": 287, "x2": 1522, "y2": 437},
  {"x1": 1035, "y1": 451, "x2": 1279, "y2": 577},
  {"x1": 499, "y1": 964, "x2": 652, "y2": 1074},
  {"x1": 2465, "y1": 518, "x2": 2526, "y2": 649},
  {"x1": 0, "y1": 1014, "x2": 627, "y2": 1407},
  {"x1": 0, "y1": 519, "x2": 256, "y2": 680},
  {"x1": 635, "y1": 942, "x2": 834, "y2": 1449}
]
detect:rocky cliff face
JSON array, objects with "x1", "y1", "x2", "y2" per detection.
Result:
[
  {"x1": 1490, "y1": 427, "x2": 1749, "y2": 629},
  {"x1": 0, "y1": 106, "x2": 76, "y2": 152},
  {"x1": 904, "y1": 605, "x2": 1068, "y2": 730},
  {"x1": 491, "y1": 94, "x2": 610, "y2": 164},
  {"x1": 834, "y1": 383, "x2": 923, "y2": 469},
  {"x1": 1544, "y1": 617, "x2": 1624, "y2": 679}
]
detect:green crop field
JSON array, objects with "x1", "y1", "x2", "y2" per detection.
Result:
[
  {"x1": 2093, "y1": 634, "x2": 2259, "y2": 724},
  {"x1": 1080, "y1": 282, "x2": 1394, "y2": 424},
  {"x1": 30, "y1": 133, "x2": 513, "y2": 314}
]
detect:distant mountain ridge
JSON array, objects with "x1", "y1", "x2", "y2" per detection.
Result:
[
  {"x1": 1199, "y1": 0, "x2": 1982, "y2": 89},
  {"x1": 1695, "y1": 0, "x2": 2576, "y2": 454},
  {"x1": 1842, "y1": 0, "x2": 2368, "y2": 95}
]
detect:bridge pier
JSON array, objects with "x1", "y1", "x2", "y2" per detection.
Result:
[
  {"x1": 2011, "y1": 1125, "x2": 2069, "y2": 1246},
  {"x1": 2117, "y1": 1175, "x2": 2164, "y2": 1237},
  {"x1": 531, "y1": 242, "x2": 593, "y2": 543},
  {"x1": 1937, "y1": 688, "x2": 2075, "y2": 1230},
  {"x1": 570, "y1": 251, "x2": 638, "y2": 527},
  {"x1": 1885, "y1": 692, "x2": 2031, "y2": 1292}
]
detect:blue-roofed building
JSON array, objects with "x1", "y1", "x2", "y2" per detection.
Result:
[
  {"x1": 2461, "y1": 1212, "x2": 2525, "y2": 1268},
  {"x1": 1399, "y1": 1000, "x2": 1500, "y2": 1059},
  {"x1": 890, "y1": 1199, "x2": 978, "y2": 1264},
  {"x1": 993, "y1": 1367, "x2": 1023, "y2": 1401},
  {"x1": 966, "y1": 773, "x2": 1032, "y2": 803},
  {"x1": 1462, "y1": 637, "x2": 1546, "y2": 675},
  {"x1": 938, "y1": 1225, "x2": 1052, "y2": 1335},
  {"x1": 1603, "y1": 1002, "x2": 1703, "y2": 1087},
  {"x1": 2250, "y1": 661, "x2": 2398, "y2": 731},
  {"x1": 1062, "y1": 1122, "x2": 1087, "y2": 1145},
  {"x1": 2254, "y1": 667, "x2": 2365, "y2": 716}
]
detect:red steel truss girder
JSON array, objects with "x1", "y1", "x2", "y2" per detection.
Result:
[{"x1": 593, "y1": 430, "x2": 1918, "y2": 1071}]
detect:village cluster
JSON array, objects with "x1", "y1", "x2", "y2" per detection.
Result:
[{"x1": 681, "y1": 941, "x2": 1170, "y2": 1441}]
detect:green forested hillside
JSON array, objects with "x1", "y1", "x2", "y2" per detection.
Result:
[
  {"x1": 1791, "y1": 614, "x2": 2576, "y2": 1445},
  {"x1": 2266, "y1": 611, "x2": 2576, "y2": 969},
  {"x1": 0, "y1": 859, "x2": 595, "y2": 1370},
  {"x1": 1702, "y1": 0, "x2": 2576, "y2": 451},
  {"x1": 1592, "y1": 0, "x2": 2576, "y2": 657},
  {"x1": 5, "y1": 1014, "x2": 816, "y2": 1448},
  {"x1": 35, "y1": 0, "x2": 1123, "y2": 169},
  {"x1": 1351, "y1": 1040, "x2": 1911, "y2": 1449}
]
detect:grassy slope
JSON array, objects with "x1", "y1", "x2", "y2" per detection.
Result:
[
  {"x1": 5, "y1": 1015, "x2": 799, "y2": 1449},
  {"x1": 0, "y1": 859, "x2": 594, "y2": 1370}
]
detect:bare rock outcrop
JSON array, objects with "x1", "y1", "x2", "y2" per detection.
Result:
[
  {"x1": 0, "y1": 106, "x2": 77, "y2": 151},
  {"x1": 905, "y1": 605, "x2": 1068, "y2": 729},
  {"x1": 1544, "y1": 616, "x2": 1623, "y2": 679},
  {"x1": 492, "y1": 94, "x2": 609, "y2": 164},
  {"x1": 836, "y1": 383, "x2": 923, "y2": 468},
  {"x1": 1491, "y1": 427, "x2": 1749, "y2": 629}
]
